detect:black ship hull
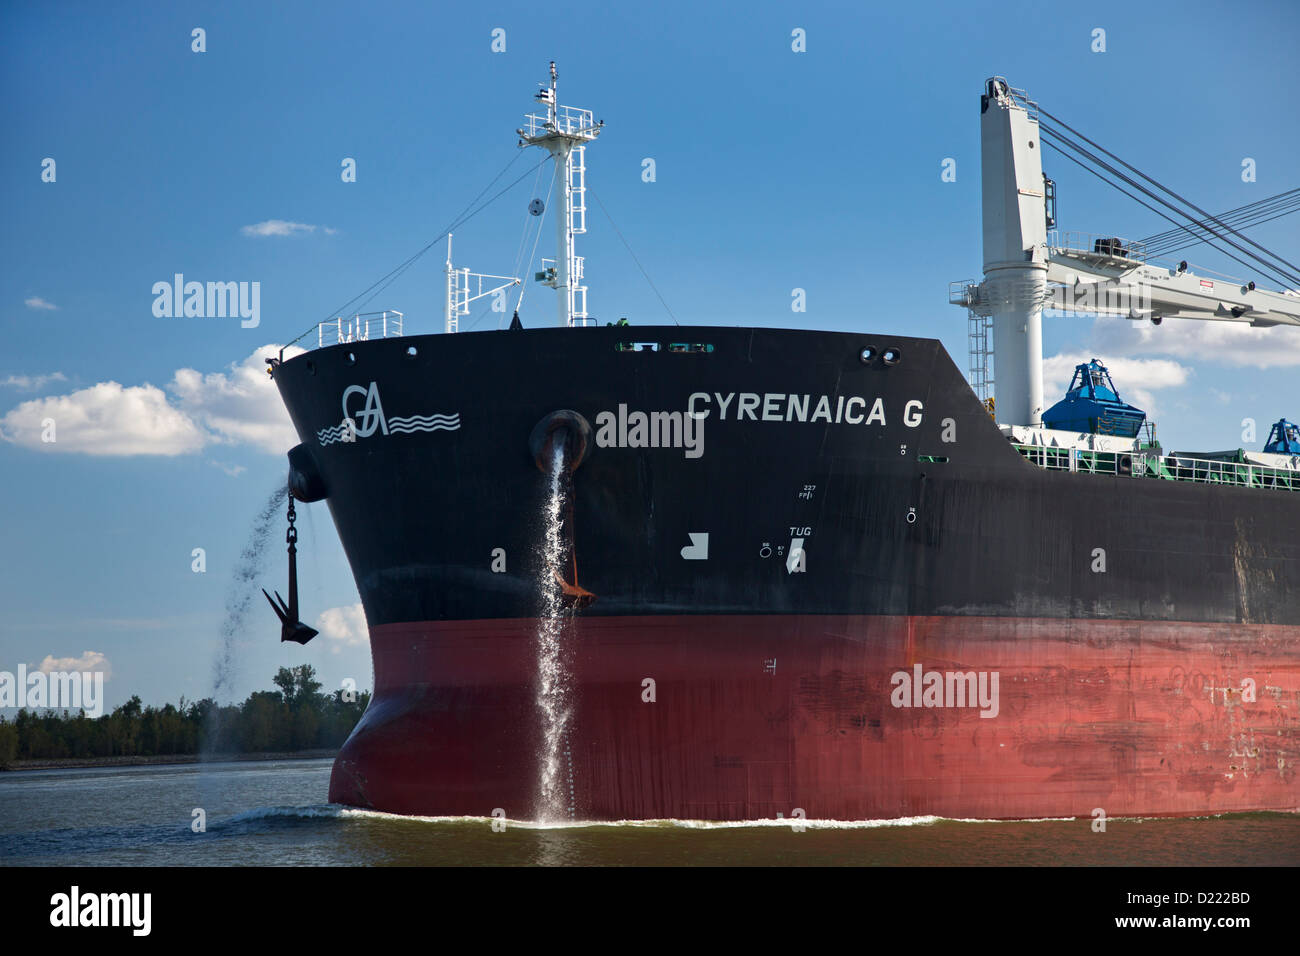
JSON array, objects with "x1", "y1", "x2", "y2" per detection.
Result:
[{"x1": 271, "y1": 325, "x2": 1300, "y2": 820}]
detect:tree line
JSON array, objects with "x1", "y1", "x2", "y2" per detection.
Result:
[{"x1": 0, "y1": 665, "x2": 369, "y2": 768}]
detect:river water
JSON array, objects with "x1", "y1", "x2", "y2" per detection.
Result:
[{"x1": 1, "y1": 759, "x2": 1296, "y2": 866}]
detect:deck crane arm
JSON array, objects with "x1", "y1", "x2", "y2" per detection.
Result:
[
  {"x1": 953, "y1": 77, "x2": 1300, "y2": 429},
  {"x1": 1045, "y1": 241, "x2": 1300, "y2": 328}
]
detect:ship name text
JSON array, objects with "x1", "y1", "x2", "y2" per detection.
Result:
[{"x1": 687, "y1": 392, "x2": 923, "y2": 427}]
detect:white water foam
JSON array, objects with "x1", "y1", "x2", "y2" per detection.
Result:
[
  {"x1": 224, "y1": 805, "x2": 349, "y2": 824},
  {"x1": 534, "y1": 445, "x2": 573, "y2": 823},
  {"x1": 206, "y1": 805, "x2": 1274, "y2": 830},
  {"x1": 242, "y1": 806, "x2": 1080, "y2": 830}
]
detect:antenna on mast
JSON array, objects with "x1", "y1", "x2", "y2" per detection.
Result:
[{"x1": 517, "y1": 61, "x2": 603, "y2": 328}]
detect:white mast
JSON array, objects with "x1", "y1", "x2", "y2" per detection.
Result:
[
  {"x1": 443, "y1": 231, "x2": 520, "y2": 334},
  {"x1": 518, "y1": 61, "x2": 602, "y2": 327}
]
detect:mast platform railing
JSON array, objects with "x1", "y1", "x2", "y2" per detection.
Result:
[{"x1": 521, "y1": 105, "x2": 598, "y2": 141}]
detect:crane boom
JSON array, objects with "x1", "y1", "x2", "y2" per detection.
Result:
[
  {"x1": 1045, "y1": 240, "x2": 1300, "y2": 327},
  {"x1": 953, "y1": 77, "x2": 1300, "y2": 428}
]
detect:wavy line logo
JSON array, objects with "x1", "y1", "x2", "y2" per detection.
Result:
[
  {"x1": 388, "y1": 413, "x2": 460, "y2": 434},
  {"x1": 317, "y1": 422, "x2": 354, "y2": 444},
  {"x1": 317, "y1": 382, "x2": 459, "y2": 446}
]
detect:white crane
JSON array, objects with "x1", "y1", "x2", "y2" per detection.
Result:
[{"x1": 953, "y1": 77, "x2": 1300, "y2": 428}]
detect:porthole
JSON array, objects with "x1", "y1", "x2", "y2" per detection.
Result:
[
  {"x1": 859, "y1": 346, "x2": 877, "y2": 364},
  {"x1": 345, "y1": 351, "x2": 356, "y2": 366},
  {"x1": 405, "y1": 345, "x2": 418, "y2": 358},
  {"x1": 883, "y1": 347, "x2": 902, "y2": 366}
]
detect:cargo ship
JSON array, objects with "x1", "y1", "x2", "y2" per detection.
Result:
[{"x1": 266, "y1": 70, "x2": 1300, "y2": 821}]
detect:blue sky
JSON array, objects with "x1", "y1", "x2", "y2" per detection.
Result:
[{"x1": 3, "y1": 0, "x2": 1298, "y2": 711}]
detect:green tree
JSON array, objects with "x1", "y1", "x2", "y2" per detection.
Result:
[
  {"x1": 0, "y1": 719, "x2": 17, "y2": 768},
  {"x1": 272, "y1": 667, "x2": 297, "y2": 707},
  {"x1": 293, "y1": 665, "x2": 323, "y2": 712},
  {"x1": 7, "y1": 670, "x2": 369, "y2": 760},
  {"x1": 239, "y1": 691, "x2": 286, "y2": 752}
]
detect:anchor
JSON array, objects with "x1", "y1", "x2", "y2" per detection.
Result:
[
  {"x1": 553, "y1": 470, "x2": 595, "y2": 609},
  {"x1": 530, "y1": 410, "x2": 597, "y2": 610},
  {"x1": 554, "y1": 564, "x2": 595, "y2": 610},
  {"x1": 263, "y1": 492, "x2": 319, "y2": 644}
]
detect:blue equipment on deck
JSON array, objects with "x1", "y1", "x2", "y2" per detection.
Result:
[
  {"x1": 1264, "y1": 418, "x2": 1300, "y2": 455},
  {"x1": 1042, "y1": 358, "x2": 1147, "y2": 438}
]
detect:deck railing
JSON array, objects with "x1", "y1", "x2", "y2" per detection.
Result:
[
  {"x1": 1012, "y1": 443, "x2": 1299, "y2": 491},
  {"x1": 315, "y1": 311, "x2": 404, "y2": 347}
]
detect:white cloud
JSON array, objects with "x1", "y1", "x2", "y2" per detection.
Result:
[
  {"x1": 209, "y1": 460, "x2": 247, "y2": 477},
  {"x1": 1042, "y1": 352, "x2": 1191, "y2": 418},
  {"x1": 1090, "y1": 314, "x2": 1300, "y2": 369},
  {"x1": 315, "y1": 603, "x2": 369, "y2": 654},
  {"x1": 169, "y1": 345, "x2": 303, "y2": 454},
  {"x1": 1, "y1": 372, "x2": 67, "y2": 390},
  {"x1": 37, "y1": 650, "x2": 111, "y2": 679},
  {"x1": 24, "y1": 296, "x2": 57, "y2": 311},
  {"x1": 0, "y1": 381, "x2": 210, "y2": 455},
  {"x1": 240, "y1": 220, "x2": 327, "y2": 238},
  {"x1": 0, "y1": 345, "x2": 303, "y2": 456}
]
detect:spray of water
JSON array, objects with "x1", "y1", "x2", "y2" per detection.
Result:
[
  {"x1": 535, "y1": 446, "x2": 574, "y2": 822},
  {"x1": 203, "y1": 483, "x2": 289, "y2": 758}
]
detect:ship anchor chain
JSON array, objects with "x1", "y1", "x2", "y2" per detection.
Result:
[{"x1": 263, "y1": 490, "x2": 320, "y2": 645}]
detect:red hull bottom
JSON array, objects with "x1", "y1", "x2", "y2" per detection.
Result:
[{"x1": 329, "y1": 615, "x2": 1300, "y2": 821}]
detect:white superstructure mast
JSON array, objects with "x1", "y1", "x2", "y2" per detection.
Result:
[{"x1": 518, "y1": 61, "x2": 603, "y2": 327}]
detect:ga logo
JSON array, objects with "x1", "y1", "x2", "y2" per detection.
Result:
[
  {"x1": 317, "y1": 382, "x2": 460, "y2": 445},
  {"x1": 342, "y1": 382, "x2": 387, "y2": 438}
]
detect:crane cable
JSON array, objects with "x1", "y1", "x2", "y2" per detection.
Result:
[
  {"x1": 1039, "y1": 135, "x2": 1299, "y2": 290},
  {"x1": 1156, "y1": 201, "x2": 1300, "y2": 259},
  {"x1": 1143, "y1": 188, "x2": 1300, "y2": 245},
  {"x1": 1039, "y1": 105, "x2": 1300, "y2": 280},
  {"x1": 1038, "y1": 121, "x2": 1300, "y2": 287},
  {"x1": 1036, "y1": 108, "x2": 1300, "y2": 287},
  {"x1": 1142, "y1": 189, "x2": 1300, "y2": 256},
  {"x1": 1038, "y1": 123, "x2": 1300, "y2": 290}
]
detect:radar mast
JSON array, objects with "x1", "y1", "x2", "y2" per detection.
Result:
[{"x1": 518, "y1": 61, "x2": 603, "y2": 327}]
